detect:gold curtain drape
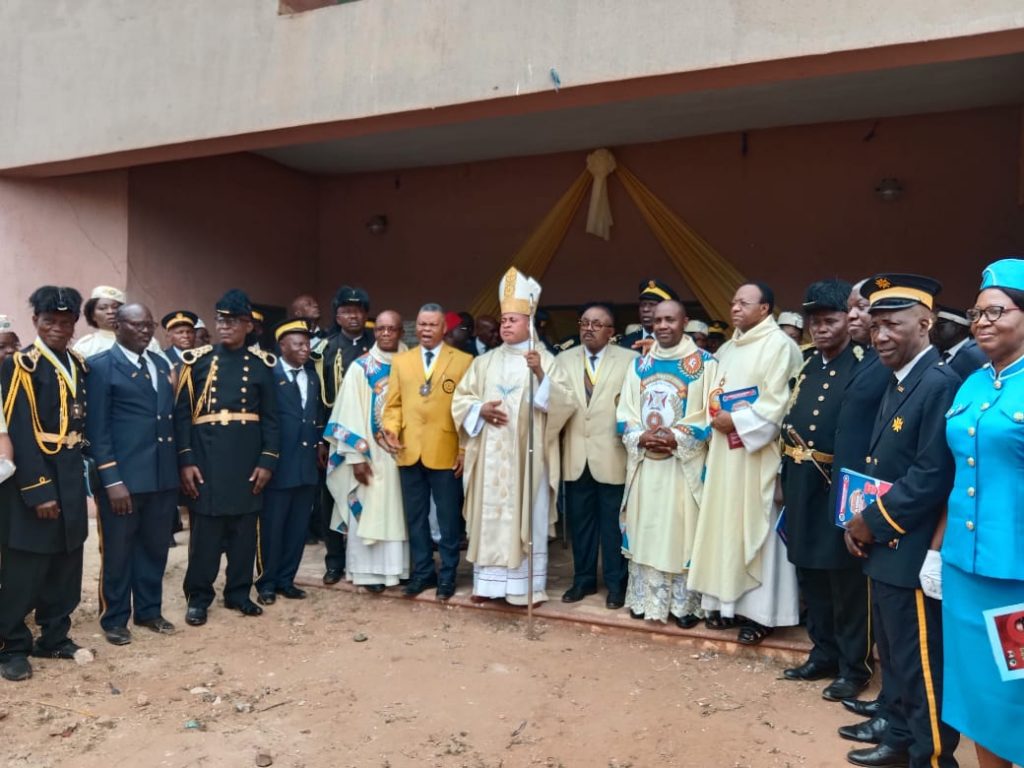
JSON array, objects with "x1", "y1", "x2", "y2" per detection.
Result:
[
  {"x1": 616, "y1": 164, "x2": 745, "y2": 324},
  {"x1": 467, "y1": 148, "x2": 745, "y2": 325},
  {"x1": 468, "y1": 169, "x2": 591, "y2": 319}
]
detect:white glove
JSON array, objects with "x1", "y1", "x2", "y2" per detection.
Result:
[{"x1": 919, "y1": 549, "x2": 943, "y2": 601}]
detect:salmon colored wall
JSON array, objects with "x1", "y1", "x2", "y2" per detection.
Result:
[
  {"x1": 126, "y1": 154, "x2": 319, "y2": 332},
  {"x1": 0, "y1": 171, "x2": 129, "y2": 342},
  {"x1": 318, "y1": 106, "x2": 1024, "y2": 320}
]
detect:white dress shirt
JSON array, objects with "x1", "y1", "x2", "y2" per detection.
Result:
[
  {"x1": 117, "y1": 343, "x2": 159, "y2": 393},
  {"x1": 284, "y1": 361, "x2": 309, "y2": 409}
]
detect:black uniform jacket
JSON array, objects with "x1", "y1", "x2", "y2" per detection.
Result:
[
  {"x1": 174, "y1": 344, "x2": 280, "y2": 516},
  {"x1": 0, "y1": 344, "x2": 89, "y2": 553},
  {"x1": 861, "y1": 347, "x2": 960, "y2": 588},
  {"x1": 782, "y1": 343, "x2": 862, "y2": 569},
  {"x1": 85, "y1": 345, "x2": 179, "y2": 495},
  {"x1": 315, "y1": 329, "x2": 374, "y2": 407},
  {"x1": 947, "y1": 338, "x2": 987, "y2": 381}
]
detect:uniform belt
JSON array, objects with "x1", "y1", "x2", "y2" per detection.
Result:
[
  {"x1": 783, "y1": 444, "x2": 834, "y2": 465},
  {"x1": 193, "y1": 411, "x2": 261, "y2": 426},
  {"x1": 37, "y1": 431, "x2": 85, "y2": 448}
]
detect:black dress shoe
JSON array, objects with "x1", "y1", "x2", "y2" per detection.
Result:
[
  {"x1": 561, "y1": 585, "x2": 597, "y2": 603},
  {"x1": 842, "y1": 697, "x2": 881, "y2": 718},
  {"x1": 606, "y1": 593, "x2": 625, "y2": 610},
  {"x1": 277, "y1": 586, "x2": 307, "y2": 600},
  {"x1": 224, "y1": 600, "x2": 263, "y2": 617},
  {"x1": 403, "y1": 579, "x2": 437, "y2": 597},
  {"x1": 323, "y1": 568, "x2": 343, "y2": 585},
  {"x1": 0, "y1": 655, "x2": 32, "y2": 681},
  {"x1": 838, "y1": 716, "x2": 889, "y2": 744},
  {"x1": 846, "y1": 743, "x2": 909, "y2": 767},
  {"x1": 436, "y1": 583, "x2": 455, "y2": 601},
  {"x1": 104, "y1": 627, "x2": 132, "y2": 646},
  {"x1": 824, "y1": 676, "x2": 871, "y2": 701},
  {"x1": 674, "y1": 614, "x2": 700, "y2": 630},
  {"x1": 364, "y1": 584, "x2": 386, "y2": 594},
  {"x1": 31, "y1": 639, "x2": 83, "y2": 659},
  {"x1": 185, "y1": 605, "x2": 208, "y2": 626},
  {"x1": 629, "y1": 609, "x2": 645, "y2": 620},
  {"x1": 257, "y1": 591, "x2": 277, "y2": 606},
  {"x1": 783, "y1": 659, "x2": 839, "y2": 681},
  {"x1": 136, "y1": 616, "x2": 176, "y2": 634}
]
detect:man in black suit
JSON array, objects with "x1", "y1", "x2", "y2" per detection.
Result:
[
  {"x1": 842, "y1": 274, "x2": 961, "y2": 768},
  {"x1": 313, "y1": 286, "x2": 374, "y2": 585},
  {"x1": 931, "y1": 305, "x2": 987, "y2": 380},
  {"x1": 781, "y1": 280, "x2": 874, "y2": 703},
  {"x1": 0, "y1": 286, "x2": 88, "y2": 682},
  {"x1": 256, "y1": 320, "x2": 324, "y2": 605},
  {"x1": 86, "y1": 303, "x2": 180, "y2": 645},
  {"x1": 617, "y1": 279, "x2": 678, "y2": 351},
  {"x1": 160, "y1": 310, "x2": 198, "y2": 366},
  {"x1": 175, "y1": 289, "x2": 280, "y2": 626}
]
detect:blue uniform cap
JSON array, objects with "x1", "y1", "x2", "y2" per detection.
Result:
[{"x1": 980, "y1": 258, "x2": 1024, "y2": 292}]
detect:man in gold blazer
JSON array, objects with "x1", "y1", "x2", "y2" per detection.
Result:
[
  {"x1": 549, "y1": 303, "x2": 638, "y2": 608},
  {"x1": 380, "y1": 303, "x2": 472, "y2": 601}
]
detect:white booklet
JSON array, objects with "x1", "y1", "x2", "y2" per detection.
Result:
[{"x1": 0, "y1": 457, "x2": 14, "y2": 485}]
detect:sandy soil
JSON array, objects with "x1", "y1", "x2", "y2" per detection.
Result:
[{"x1": 0, "y1": 530, "x2": 979, "y2": 768}]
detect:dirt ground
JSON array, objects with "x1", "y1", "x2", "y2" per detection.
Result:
[{"x1": 1, "y1": 528, "x2": 979, "y2": 768}]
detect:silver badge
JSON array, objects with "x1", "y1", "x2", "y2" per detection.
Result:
[{"x1": 419, "y1": 383, "x2": 431, "y2": 397}]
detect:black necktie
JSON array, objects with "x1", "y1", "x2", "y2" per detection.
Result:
[
  {"x1": 879, "y1": 374, "x2": 900, "y2": 421},
  {"x1": 425, "y1": 350, "x2": 434, "y2": 368},
  {"x1": 584, "y1": 355, "x2": 597, "y2": 404}
]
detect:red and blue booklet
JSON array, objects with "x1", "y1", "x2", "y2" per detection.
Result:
[
  {"x1": 835, "y1": 468, "x2": 892, "y2": 529},
  {"x1": 719, "y1": 386, "x2": 759, "y2": 449}
]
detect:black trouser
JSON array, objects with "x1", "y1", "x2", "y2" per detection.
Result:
[
  {"x1": 0, "y1": 545, "x2": 83, "y2": 657},
  {"x1": 565, "y1": 466, "x2": 626, "y2": 596},
  {"x1": 796, "y1": 565, "x2": 873, "y2": 683},
  {"x1": 399, "y1": 461, "x2": 463, "y2": 586},
  {"x1": 872, "y1": 579, "x2": 959, "y2": 767},
  {"x1": 183, "y1": 512, "x2": 258, "y2": 609},
  {"x1": 97, "y1": 488, "x2": 177, "y2": 630},
  {"x1": 257, "y1": 485, "x2": 316, "y2": 593},
  {"x1": 320, "y1": 480, "x2": 346, "y2": 572}
]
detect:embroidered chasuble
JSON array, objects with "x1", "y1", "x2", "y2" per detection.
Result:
[
  {"x1": 325, "y1": 344, "x2": 409, "y2": 585},
  {"x1": 688, "y1": 315, "x2": 803, "y2": 605},
  {"x1": 451, "y1": 341, "x2": 560, "y2": 603},
  {"x1": 616, "y1": 337, "x2": 716, "y2": 620}
]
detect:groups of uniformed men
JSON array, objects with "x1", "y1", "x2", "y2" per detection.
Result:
[{"x1": 0, "y1": 266, "x2": 996, "y2": 768}]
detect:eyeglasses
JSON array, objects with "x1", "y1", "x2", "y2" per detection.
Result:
[
  {"x1": 375, "y1": 325, "x2": 401, "y2": 334},
  {"x1": 122, "y1": 321, "x2": 156, "y2": 331},
  {"x1": 578, "y1": 320, "x2": 612, "y2": 330},
  {"x1": 215, "y1": 316, "x2": 243, "y2": 327},
  {"x1": 966, "y1": 306, "x2": 1022, "y2": 323}
]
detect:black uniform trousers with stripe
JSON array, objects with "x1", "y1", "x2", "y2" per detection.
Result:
[
  {"x1": 183, "y1": 512, "x2": 258, "y2": 609},
  {"x1": 0, "y1": 545, "x2": 83, "y2": 656},
  {"x1": 796, "y1": 565, "x2": 873, "y2": 683},
  {"x1": 873, "y1": 580, "x2": 959, "y2": 767}
]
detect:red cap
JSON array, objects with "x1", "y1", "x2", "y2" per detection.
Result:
[{"x1": 445, "y1": 311, "x2": 462, "y2": 333}]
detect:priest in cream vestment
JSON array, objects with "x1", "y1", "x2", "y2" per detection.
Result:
[
  {"x1": 616, "y1": 301, "x2": 717, "y2": 625},
  {"x1": 688, "y1": 284, "x2": 803, "y2": 643},
  {"x1": 325, "y1": 312, "x2": 409, "y2": 589},
  {"x1": 451, "y1": 268, "x2": 559, "y2": 605}
]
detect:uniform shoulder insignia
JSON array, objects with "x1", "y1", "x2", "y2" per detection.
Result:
[
  {"x1": 852, "y1": 344, "x2": 865, "y2": 362},
  {"x1": 610, "y1": 334, "x2": 622, "y2": 345},
  {"x1": 14, "y1": 348, "x2": 40, "y2": 372},
  {"x1": 180, "y1": 345, "x2": 213, "y2": 365},
  {"x1": 68, "y1": 348, "x2": 89, "y2": 372},
  {"x1": 556, "y1": 338, "x2": 577, "y2": 351},
  {"x1": 310, "y1": 338, "x2": 328, "y2": 360},
  {"x1": 249, "y1": 345, "x2": 278, "y2": 367}
]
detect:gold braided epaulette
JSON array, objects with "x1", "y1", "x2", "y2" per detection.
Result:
[
  {"x1": 14, "y1": 348, "x2": 40, "y2": 373},
  {"x1": 180, "y1": 345, "x2": 213, "y2": 366},
  {"x1": 68, "y1": 348, "x2": 89, "y2": 373},
  {"x1": 249, "y1": 345, "x2": 278, "y2": 367},
  {"x1": 556, "y1": 338, "x2": 577, "y2": 351},
  {"x1": 309, "y1": 338, "x2": 328, "y2": 361}
]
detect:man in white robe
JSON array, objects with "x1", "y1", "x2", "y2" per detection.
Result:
[
  {"x1": 688, "y1": 282, "x2": 803, "y2": 644},
  {"x1": 451, "y1": 268, "x2": 559, "y2": 605},
  {"x1": 325, "y1": 311, "x2": 409, "y2": 590},
  {"x1": 617, "y1": 301, "x2": 717, "y2": 626}
]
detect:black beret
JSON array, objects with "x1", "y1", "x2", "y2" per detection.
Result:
[
  {"x1": 333, "y1": 285, "x2": 370, "y2": 311},
  {"x1": 802, "y1": 279, "x2": 852, "y2": 313},
  {"x1": 29, "y1": 286, "x2": 83, "y2": 317}
]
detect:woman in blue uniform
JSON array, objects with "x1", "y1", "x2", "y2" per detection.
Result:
[{"x1": 941, "y1": 258, "x2": 1024, "y2": 768}]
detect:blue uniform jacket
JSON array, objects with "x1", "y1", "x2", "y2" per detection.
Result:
[
  {"x1": 85, "y1": 345, "x2": 179, "y2": 495},
  {"x1": 943, "y1": 356, "x2": 1024, "y2": 581},
  {"x1": 268, "y1": 359, "x2": 324, "y2": 490},
  {"x1": 861, "y1": 347, "x2": 960, "y2": 588}
]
